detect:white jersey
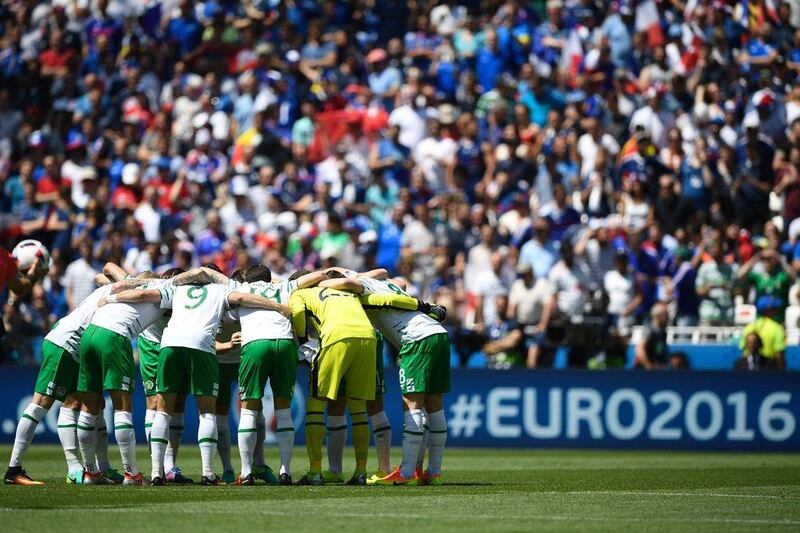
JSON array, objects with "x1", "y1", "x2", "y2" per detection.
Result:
[
  {"x1": 45, "y1": 284, "x2": 112, "y2": 359},
  {"x1": 359, "y1": 277, "x2": 445, "y2": 348},
  {"x1": 216, "y1": 309, "x2": 241, "y2": 364},
  {"x1": 140, "y1": 315, "x2": 168, "y2": 344},
  {"x1": 161, "y1": 284, "x2": 233, "y2": 354},
  {"x1": 90, "y1": 279, "x2": 173, "y2": 340},
  {"x1": 230, "y1": 279, "x2": 297, "y2": 344}
]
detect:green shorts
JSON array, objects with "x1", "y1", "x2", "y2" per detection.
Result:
[
  {"x1": 138, "y1": 337, "x2": 161, "y2": 397},
  {"x1": 218, "y1": 362, "x2": 240, "y2": 406},
  {"x1": 338, "y1": 332, "x2": 385, "y2": 398},
  {"x1": 35, "y1": 340, "x2": 79, "y2": 401},
  {"x1": 158, "y1": 346, "x2": 219, "y2": 398},
  {"x1": 78, "y1": 325, "x2": 135, "y2": 394},
  {"x1": 398, "y1": 333, "x2": 451, "y2": 394},
  {"x1": 238, "y1": 339, "x2": 297, "y2": 401}
]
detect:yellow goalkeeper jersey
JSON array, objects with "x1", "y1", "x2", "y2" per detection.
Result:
[{"x1": 289, "y1": 287, "x2": 420, "y2": 347}]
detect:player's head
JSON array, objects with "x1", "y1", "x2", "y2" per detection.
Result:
[
  {"x1": 324, "y1": 269, "x2": 345, "y2": 279},
  {"x1": 231, "y1": 269, "x2": 247, "y2": 283},
  {"x1": 162, "y1": 267, "x2": 184, "y2": 279},
  {"x1": 245, "y1": 264, "x2": 271, "y2": 283},
  {"x1": 202, "y1": 262, "x2": 223, "y2": 273},
  {"x1": 288, "y1": 268, "x2": 310, "y2": 281},
  {"x1": 137, "y1": 271, "x2": 159, "y2": 280}
]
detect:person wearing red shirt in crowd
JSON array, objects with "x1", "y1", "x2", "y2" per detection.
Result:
[{"x1": 38, "y1": 28, "x2": 76, "y2": 78}]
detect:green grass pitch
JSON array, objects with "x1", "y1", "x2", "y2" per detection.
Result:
[{"x1": 2, "y1": 446, "x2": 799, "y2": 532}]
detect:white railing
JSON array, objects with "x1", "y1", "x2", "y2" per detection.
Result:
[{"x1": 630, "y1": 326, "x2": 800, "y2": 345}]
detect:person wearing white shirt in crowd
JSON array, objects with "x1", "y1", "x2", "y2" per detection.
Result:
[
  {"x1": 63, "y1": 240, "x2": 99, "y2": 312},
  {"x1": 603, "y1": 250, "x2": 641, "y2": 337}
]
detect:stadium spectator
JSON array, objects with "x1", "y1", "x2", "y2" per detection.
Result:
[
  {"x1": 696, "y1": 241, "x2": 735, "y2": 326},
  {"x1": 633, "y1": 303, "x2": 671, "y2": 370},
  {"x1": 62, "y1": 240, "x2": 98, "y2": 312},
  {"x1": 507, "y1": 263, "x2": 552, "y2": 369},
  {"x1": 739, "y1": 296, "x2": 787, "y2": 370}
]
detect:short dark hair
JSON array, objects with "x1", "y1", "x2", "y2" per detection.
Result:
[
  {"x1": 245, "y1": 264, "x2": 271, "y2": 283},
  {"x1": 288, "y1": 268, "x2": 310, "y2": 281},
  {"x1": 231, "y1": 269, "x2": 247, "y2": 283},
  {"x1": 202, "y1": 262, "x2": 223, "y2": 273},
  {"x1": 162, "y1": 267, "x2": 184, "y2": 279},
  {"x1": 324, "y1": 269, "x2": 345, "y2": 279}
]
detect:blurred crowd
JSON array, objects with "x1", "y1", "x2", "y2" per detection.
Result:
[{"x1": 1, "y1": 0, "x2": 800, "y2": 370}]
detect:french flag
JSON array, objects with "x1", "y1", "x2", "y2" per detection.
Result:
[
  {"x1": 561, "y1": 29, "x2": 583, "y2": 84},
  {"x1": 635, "y1": 0, "x2": 665, "y2": 48}
]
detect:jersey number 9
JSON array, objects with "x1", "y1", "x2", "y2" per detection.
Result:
[{"x1": 185, "y1": 286, "x2": 208, "y2": 309}]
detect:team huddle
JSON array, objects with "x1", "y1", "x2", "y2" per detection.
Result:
[{"x1": 5, "y1": 261, "x2": 450, "y2": 487}]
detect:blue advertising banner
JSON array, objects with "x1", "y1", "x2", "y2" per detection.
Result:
[{"x1": 0, "y1": 367, "x2": 797, "y2": 451}]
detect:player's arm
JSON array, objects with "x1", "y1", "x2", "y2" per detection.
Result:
[
  {"x1": 360, "y1": 292, "x2": 448, "y2": 322},
  {"x1": 95, "y1": 273, "x2": 112, "y2": 286},
  {"x1": 103, "y1": 262, "x2": 128, "y2": 282},
  {"x1": 7, "y1": 256, "x2": 44, "y2": 297},
  {"x1": 109, "y1": 278, "x2": 153, "y2": 293},
  {"x1": 289, "y1": 292, "x2": 308, "y2": 342},
  {"x1": 216, "y1": 332, "x2": 242, "y2": 354},
  {"x1": 171, "y1": 267, "x2": 229, "y2": 286},
  {"x1": 228, "y1": 291, "x2": 290, "y2": 317},
  {"x1": 98, "y1": 288, "x2": 162, "y2": 307},
  {"x1": 325, "y1": 267, "x2": 388, "y2": 280},
  {"x1": 294, "y1": 270, "x2": 327, "y2": 289},
  {"x1": 318, "y1": 277, "x2": 365, "y2": 294}
]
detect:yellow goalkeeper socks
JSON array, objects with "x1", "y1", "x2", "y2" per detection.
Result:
[
  {"x1": 348, "y1": 399, "x2": 369, "y2": 473},
  {"x1": 305, "y1": 397, "x2": 326, "y2": 472}
]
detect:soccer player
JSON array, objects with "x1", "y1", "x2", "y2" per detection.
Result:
[
  {"x1": 4, "y1": 265, "x2": 113, "y2": 485},
  {"x1": 76, "y1": 271, "x2": 170, "y2": 484},
  {"x1": 112, "y1": 270, "x2": 289, "y2": 485},
  {"x1": 1, "y1": 249, "x2": 45, "y2": 362},
  {"x1": 137, "y1": 268, "x2": 194, "y2": 484},
  {"x1": 233, "y1": 265, "x2": 325, "y2": 485},
  {"x1": 288, "y1": 272, "x2": 378, "y2": 485},
  {"x1": 355, "y1": 277, "x2": 450, "y2": 486}
]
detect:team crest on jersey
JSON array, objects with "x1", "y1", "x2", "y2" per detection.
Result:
[
  {"x1": 56, "y1": 386, "x2": 66, "y2": 398},
  {"x1": 144, "y1": 380, "x2": 155, "y2": 392}
]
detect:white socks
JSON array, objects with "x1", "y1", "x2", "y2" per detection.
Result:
[
  {"x1": 370, "y1": 411, "x2": 392, "y2": 473},
  {"x1": 76, "y1": 411, "x2": 98, "y2": 473},
  {"x1": 94, "y1": 413, "x2": 110, "y2": 471},
  {"x1": 400, "y1": 409, "x2": 425, "y2": 479},
  {"x1": 144, "y1": 409, "x2": 156, "y2": 445},
  {"x1": 416, "y1": 409, "x2": 429, "y2": 470},
  {"x1": 150, "y1": 411, "x2": 171, "y2": 479},
  {"x1": 254, "y1": 411, "x2": 266, "y2": 466},
  {"x1": 198, "y1": 413, "x2": 218, "y2": 478},
  {"x1": 275, "y1": 408, "x2": 294, "y2": 476},
  {"x1": 326, "y1": 414, "x2": 347, "y2": 474},
  {"x1": 427, "y1": 410, "x2": 447, "y2": 475},
  {"x1": 238, "y1": 409, "x2": 258, "y2": 477},
  {"x1": 9, "y1": 403, "x2": 48, "y2": 468},
  {"x1": 217, "y1": 415, "x2": 232, "y2": 473},
  {"x1": 57, "y1": 407, "x2": 82, "y2": 472},
  {"x1": 164, "y1": 411, "x2": 184, "y2": 473},
  {"x1": 114, "y1": 411, "x2": 137, "y2": 475}
]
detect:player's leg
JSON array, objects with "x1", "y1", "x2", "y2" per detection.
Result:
[
  {"x1": 420, "y1": 333, "x2": 451, "y2": 485},
  {"x1": 347, "y1": 398, "x2": 370, "y2": 484},
  {"x1": 299, "y1": 341, "x2": 351, "y2": 485},
  {"x1": 93, "y1": 398, "x2": 116, "y2": 481},
  {"x1": 324, "y1": 394, "x2": 347, "y2": 483},
  {"x1": 192, "y1": 348, "x2": 221, "y2": 485},
  {"x1": 370, "y1": 338, "x2": 429, "y2": 486},
  {"x1": 215, "y1": 362, "x2": 237, "y2": 483},
  {"x1": 164, "y1": 394, "x2": 192, "y2": 484},
  {"x1": 271, "y1": 339, "x2": 297, "y2": 485},
  {"x1": 151, "y1": 346, "x2": 188, "y2": 484},
  {"x1": 75, "y1": 325, "x2": 109, "y2": 484},
  {"x1": 236, "y1": 341, "x2": 267, "y2": 484},
  {"x1": 109, "y1": 390, "x2": 141, "y2": 484},
  {"x1": 59, "y1": 394, "x2": 83, "y2": 483},
  {"x1": 367, "y1": 336, "x2": 391, "y2": 478},
  {"x1": 102, "y1": 334, "x2": 140, "y2": 484},
  {"x1": 5, "y1": 392, "x2": 54, "y2": 485},
  {"x1": 6, "y1": 340, "x2": 79, "y2": 485},
  {"x1": 138, "y1": 337, "x2": 161, "y2": 446}
]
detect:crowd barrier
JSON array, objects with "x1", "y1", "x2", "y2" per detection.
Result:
[{"x1": 0, "y1": 366, "x2": 797, "y2": 451}]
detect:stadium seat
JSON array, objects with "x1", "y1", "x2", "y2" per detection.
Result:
[
  {"x1": 466, "y1": 352, "x2": 488, "y2": 368},
  {"x1": 785, "y1": 306, "x2": 800, "y2": 330}
]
